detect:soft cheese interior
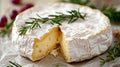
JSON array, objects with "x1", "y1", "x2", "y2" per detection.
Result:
[
  {"x1": 32, "y1": 26, "x2": 61, "y2": 61},
  {"x1": 12, "y1": 3, "x2": 113, "y2": 62}
]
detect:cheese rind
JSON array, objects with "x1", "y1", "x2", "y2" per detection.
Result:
[
  {"x1": 12, "y1": 3, "x2": 112, "y2": 62},
  {"x1": 63, "y1": 27, "x2": 112, "y2": 62}
]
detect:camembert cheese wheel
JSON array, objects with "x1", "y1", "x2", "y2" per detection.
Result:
[{"x1": 12, "y1": 3, "x2": 113, "y2": 62}]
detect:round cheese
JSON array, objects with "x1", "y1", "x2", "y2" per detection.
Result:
[{"x1": 12, "y1": 3, "x2": 113, "y2": 62}]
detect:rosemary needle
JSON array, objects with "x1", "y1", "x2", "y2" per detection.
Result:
[
  {"x1": 63, "y1": 0, "x2": 120, "y2": 24},
  {"x1": 6, "y1": 61, "x2": 22, "y2": 67},
  {"x1": 101, "y1": 6, "x2": 120, "y2": 24},
  {"x1": 100, "y1": 41, "x2": 120, "y2": 66},
  {"x1": 0, "y1": 20, "x2": 14, "y2": 37},
  {"x1": 19, "y1": 9, "x2": 86, "y2": 35}
]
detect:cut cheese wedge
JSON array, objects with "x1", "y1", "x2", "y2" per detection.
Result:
[
  {"x1": 12, "y1": 3, "x2": 113, "y2": 62},
  {"x1": 32, "y1": 26, "x2": 61, "y2": 61}
]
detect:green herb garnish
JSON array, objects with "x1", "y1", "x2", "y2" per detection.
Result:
[
  {"x1": 0, "y1": 20, "x2": 14, "y2": 37},
  {"x1": 7, "y1": 61, "x2": 22, "y2": 67},
  {"x1": 100, "y1": 41, "x2": 120, "y2": 66},
  {"x1": 63, "y1": 0, "x2": 89, "y2": 5},
  {"x1": 101, "y1": 6, "x2": 120, "y2": 23},
  {"x1": 19, "y1": 9, "x2": 86, "y2": 35},
  {"x1": 62, "y1": 0, "x2": 120, "y2": 24},
  {"x1": 55, "y1": 65, "x2": 60, "y2": 67}
]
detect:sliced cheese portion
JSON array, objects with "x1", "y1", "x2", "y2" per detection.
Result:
[{"x1": 32, "y1": 26, "x2": 61, "y2": 61}]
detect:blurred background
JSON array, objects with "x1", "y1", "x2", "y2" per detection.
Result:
[
  {"x1": 0, "y1": 0, "x2": 120, "y2": 22},
  {"x1": 0, "y1": 0, "x2": 120, "y2": 16}
]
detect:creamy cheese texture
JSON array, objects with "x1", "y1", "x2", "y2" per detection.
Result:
[{"x1": 12, "y1": 3, "x2": 113, "y2": 62}]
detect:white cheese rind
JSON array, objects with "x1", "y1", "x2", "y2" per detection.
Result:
[
  {"x1": 12, "y1": 3, "x2": 113, "y2": 62},
  {"x1": 65, "y1": 27, "x2": 112, "y2": 62}
]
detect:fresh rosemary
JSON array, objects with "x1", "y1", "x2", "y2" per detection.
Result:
[
  {"x1": 19, "y1": 9, "x2": 86, "y2": 35},
  {"x1": 100, "y1": 41, "x2": 120, "y2": 66},
  {"x1": 63, "y1": 0, "x2": 89, "y2": 5},
  {"x1": 6, "y1": 61, "x2": 22, "y2": 67},
  {"x1": 0, "y1": 20, "x2": 14, "y2": 37},
  {"x1": 55, "y1": 65, "x2": 60, "y2": 67},
  {"x1": 1, "y1": 0, "x2": 120, "y2": 36},
  {"x1": 62, "y1": 0, "x2": 120, "y2": 24},
  {"x1": 101, "y1": 6, "x2": 120, "y2": 23}
]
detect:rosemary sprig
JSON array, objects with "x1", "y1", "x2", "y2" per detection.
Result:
[
  {"x1": 101, "y1": 6, "x2": 120, "y2": 23},
  {"x1": 0, "y1": 20, "x2": 14, "y2": 37},
  {"x1": 100, "y1": 41, "x2": 120, "y2": 66},
  {"x1": 55, "y1": 65, "x2": 60, "y2": 67},
  {"x1": 63, "y1": 0, "x2": 89, "y2": 5},
  {"x1": 90, "y1": 5, "x2": 120, "y2": 24},
  {"x1": 19, "y1": 9, "x2": 86, "y2": 35},
  {"x1": 7, "y1": 61, "x2": 22, "y2": 67},
  {"x1": 62, "y1": 0, "x2": 120, "y2": 24}
]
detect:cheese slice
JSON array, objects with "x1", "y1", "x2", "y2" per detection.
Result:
[{"x1": 12, "y1": 3, "x2": 113, "y2": 62}]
